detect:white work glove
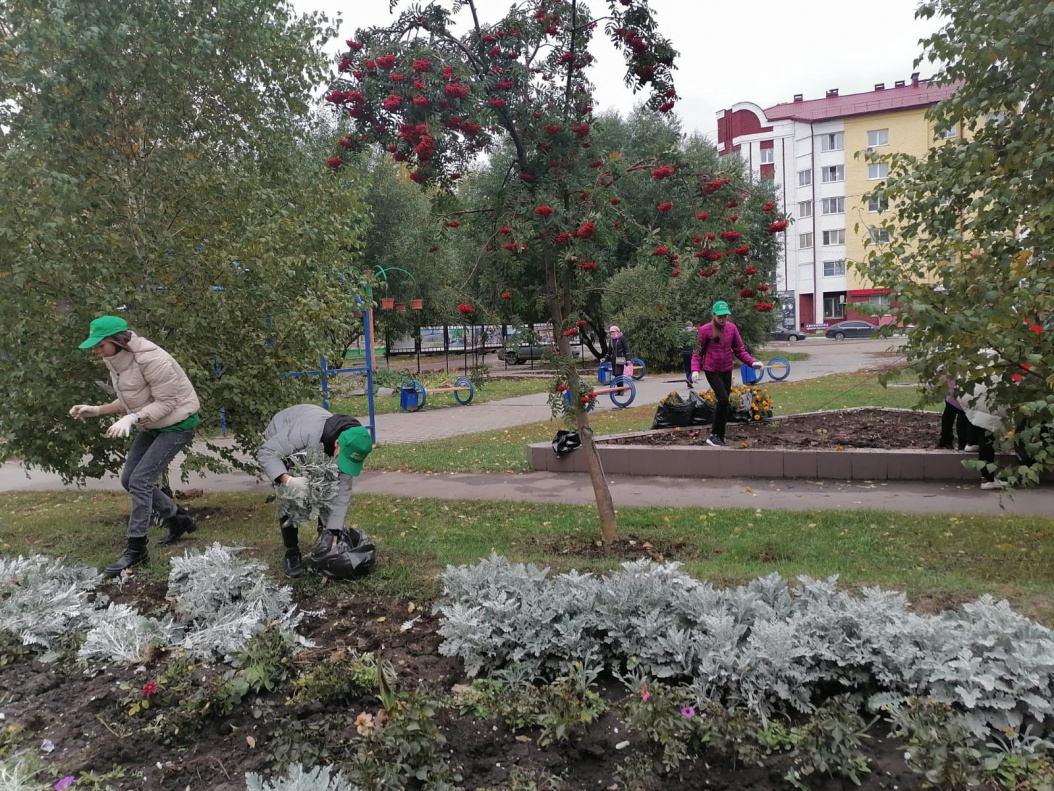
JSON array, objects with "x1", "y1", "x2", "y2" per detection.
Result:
[
  {"x1": 752, "y1": 362, "x2": 764, "y2": 371},
  {"x1": 105, "y1": 413, "x2": 139, "y2": 438},
  {"x1": 284, "y1": 476, "x2": 309, "y2": 492},
  {"x1": 69, "y1": 404, "x2": 100, "y2": 419},
  {"x1": 691, "y1": 371, "x2": 700, "y2": 383}
]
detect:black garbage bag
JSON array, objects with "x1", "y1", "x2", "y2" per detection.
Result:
[
  {"x1": 552, "y1": 430, "x2": 581, "y2": 457},
  {"x1": 309, "y1": 527, "x2": 376, "y2": 580},
  {"x1": 688, "y1": 391, "x2": 714, "y2": 426},
  {"x1": 651, "y1": 392, "x2": 694, "y2": 429}
]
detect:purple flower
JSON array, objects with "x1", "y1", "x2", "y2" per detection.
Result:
[
  {"x1": 680, "y1": 706, "x2": 696, "y2": 719},
  {"x1": 54, "y1": 778, "x2": 75, "y2": 790}
]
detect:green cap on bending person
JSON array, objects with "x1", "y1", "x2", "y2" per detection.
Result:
[
  {"x1": 712, "y1": 301, "x2": 731, "y2": 316},
  {"x1": 337, "y1": 425, "x2": 373, "y2": 476}
]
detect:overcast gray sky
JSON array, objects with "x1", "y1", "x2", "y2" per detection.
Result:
[{"x1": 293, "y1": 0, "x2": 943, "y2": 140}]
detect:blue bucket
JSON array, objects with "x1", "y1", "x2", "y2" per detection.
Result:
[
  {"x1": 597, "y1": 361, "x2": 613, "y2": 384},
  {"x1": 740, "y1": 363, "x2": 761, "y2": 385}
]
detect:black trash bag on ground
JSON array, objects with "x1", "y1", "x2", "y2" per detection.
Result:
[
  {"x1": 309, "y1": 527, "x2": 376, "y2": 580},
  {"x1": 552, "y1": 430, "x2": 581, "y2": 457},
  {"x1": 651, "y1": 392, "x2": 694, "y2": 429},
  {"x1": 688, "y1": 391, "x2": 714, "y2": 426}
]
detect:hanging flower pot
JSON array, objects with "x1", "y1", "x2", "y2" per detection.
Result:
[
  {"x1": 396, "y1": 303, "x2": 407, "y2": 312},
  {"x1": 411, "y1": 298, "x2": 424, "y2": 310},
  {"x1": 380, "y1": 297, "x2": 395, "y2": 310}
]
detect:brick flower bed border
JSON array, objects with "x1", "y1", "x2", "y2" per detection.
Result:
[{"x1": 527, "y1": 407, "x2": 1026, "y2": 482}]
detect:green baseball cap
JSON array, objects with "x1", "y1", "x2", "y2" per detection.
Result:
[
  {"x1": 337, "y1": 426, "x2": 373, "y2": 476},
  {"x1": 78, "y1": 316, "x2": 128, "y2": 349},
  {"x1": 712, "y1": 300, "x2": 732, "y2": 316}
]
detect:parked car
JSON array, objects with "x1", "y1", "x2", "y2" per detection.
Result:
[
  {"x1": 770, "y1": 328, "x2": 808, "y2": 342},
  {"x1": 503, "y1": 343, "x2": 582, "y2": 364},
  {"x1": 824, "y1": 321, "x2": 877, "y2": 340}
]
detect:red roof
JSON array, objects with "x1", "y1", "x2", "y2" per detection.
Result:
[{"x1": 763, "y1": 81, "x2": 957, "y2": 123}]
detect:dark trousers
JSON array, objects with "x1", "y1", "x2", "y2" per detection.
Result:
[
  {"x1": 939, "y1": 401, "x2": 969, "y2": 449},
  {"x1": 120, "y1": 427, "x2": 196, "y2": 538},
  {"x1": 978, "y1": 430, "x2": 996, "y2": 482},
  {"x1": 705, "y1": 370, "x2": 733, "y2": 439},
  {"x1": 681, "y1": 350, "x2": 694, "y2": 385}
]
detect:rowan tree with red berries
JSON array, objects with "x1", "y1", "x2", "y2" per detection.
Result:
[{"x1": 326, "y1": 0, "x2": 787, "y2": 543}]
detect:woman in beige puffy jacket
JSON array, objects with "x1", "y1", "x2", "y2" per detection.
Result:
[{"x1": 69, "y1": 315, "x2": 202, "y2": 576}]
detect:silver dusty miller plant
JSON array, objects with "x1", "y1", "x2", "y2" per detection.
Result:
[
  {"x1": 274, "y1": 443, "x2": 340, "y2": 528},
  {"x1": 167, "y1": 543, "x2": 311, "y2": 659},
  {"x1": 245, "y1": 764, "x2": 360, "y2": 791},
  {"x1": 0, "y1": 545, "x2": 311, "y2": 666},
  {"x1": 434, "y1": 555, "x2": 1054, "y2": 738},
  {"x1": 0, "y1": 554, "x2": 101, "y2": 659}
]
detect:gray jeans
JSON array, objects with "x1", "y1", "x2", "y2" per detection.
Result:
[{"x1": 119, "y1": 427, "x2": 196, "y2": 538}]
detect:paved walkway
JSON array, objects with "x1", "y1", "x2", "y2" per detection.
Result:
[{"x1": 14, "y1": 336, "x2": 1041, "y2": 519}]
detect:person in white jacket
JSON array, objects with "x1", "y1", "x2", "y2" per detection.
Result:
[
  {"x1": 69, "y1": 316, "x2": 201, "y2": 575},
  {"x1": 960, "y1": 378, "x2": 1008, "y2": 490}
]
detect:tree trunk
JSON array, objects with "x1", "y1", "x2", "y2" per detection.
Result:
[{"x1": 546, "y1": 256, "x2": 618, "y2": 544}]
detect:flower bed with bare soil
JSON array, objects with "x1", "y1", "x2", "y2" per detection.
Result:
[
  {"x1": 5, "y1": 552, "x2": 1054, "y2": 790},
  {"x1": 605, "y1": 408, "x2": 940, "y2": 450}
]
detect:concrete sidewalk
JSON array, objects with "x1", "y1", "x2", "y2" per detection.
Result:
[{"x1": 4, "y1": 460, "x2": 1049, "y2": 517}]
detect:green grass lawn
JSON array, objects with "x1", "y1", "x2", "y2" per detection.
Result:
[
  {"x1": 368, "y1": 370, "x2": 931, "y2": 474},
  {"x1": 3, "y1": 491, "x2": 1052, "y2": 623}
]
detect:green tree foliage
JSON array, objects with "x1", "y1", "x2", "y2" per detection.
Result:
[
  {"x1": 859, "y1": 0, "x2": 1053, "y2": 485},
  {"x1": 463, "y1": 108, "x2": 782, "y2": 366},
  {"x1": 0, "y1": 0, "x2": 370, "y2": 481},
  {"x1": 326, "y1": 0, "x2": 788, "y2": 540}
]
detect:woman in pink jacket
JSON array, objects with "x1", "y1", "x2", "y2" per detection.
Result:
[{"x1": 691, "y1": 301, "x2": 763, "y2": 447}]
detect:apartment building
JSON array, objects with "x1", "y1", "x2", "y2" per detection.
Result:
[{"x1": 716, "y1": 75, "x2": 957, "y2": 328}]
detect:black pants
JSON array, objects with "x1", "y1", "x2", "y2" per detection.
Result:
[
  {"x1": 939, "y1": 401, "x2": 969, "y2": 449},
  {"x1": 681, "y1": 350, "x2": 694, "y2": 385},
  {"x1": 705, "y1": 370, "x2": 733, "y2": 439},
  {"x1": 978, "y1": 430, "x2": 996, "y2": 482}
]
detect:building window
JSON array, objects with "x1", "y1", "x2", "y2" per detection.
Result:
[
  {"x1": 868, "y1": 196, "x2": 888, "y2": 213},
  {"x1": 867, "y1": 293, "x2": 890, "y2": 307},
  {"x1": 759, "y1": 148, "x2": 774, "y2": 164},
  {"x1": 798, "y1": 200, "x2": 813, "y2": 218},
  {"x1": 798, "y1": 170, "x2": 812, "y2": 187},
  {"x1": 868, "y1": 163, "x2": 889, "y2": 180},
  {"x1": 823, "y1": 296, "x2": 846, "y2": 319},
  {"x1": 822, "y1": 229, "x2": 846, "y2": 246},
  {"x1": 938, "y1": 124, "x2": 958, "y2": 139},
  {"x1": 867, "y1": 129, "x2": 889, "y2": 147},
  {"x1": 821, "y1": 197, "x2": 845, "y2": 215},
  {"x1": 869, "y1": 228, "x2": 891, "y2": 243},
  {"x1": 799, "y1": 233, "x2": 813, "y2": 249},
  {"x1": 821, "y1": 165, "x2": 844, "y2": 183},
  {"x1": 823, "y1": 260, "x2": 847, "y2": 277},
  {"x1": 821, "y1": 132, "x2": 844, "y2": 152}
]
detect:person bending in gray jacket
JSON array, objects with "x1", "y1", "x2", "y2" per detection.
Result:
[{"x1": 257, "y1": 404, "x2": 373, "y2": 577}]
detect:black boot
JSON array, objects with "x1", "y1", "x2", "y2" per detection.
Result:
[
  {"x1": 280, "y1": 525, "x2": 304, "y2": 578},
  {"x1": 158, "y1": 507, "x2": 198, "y2": 546},
  {"x1": 103, "y1": 536, "x2": 149, "y2": 577}
]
